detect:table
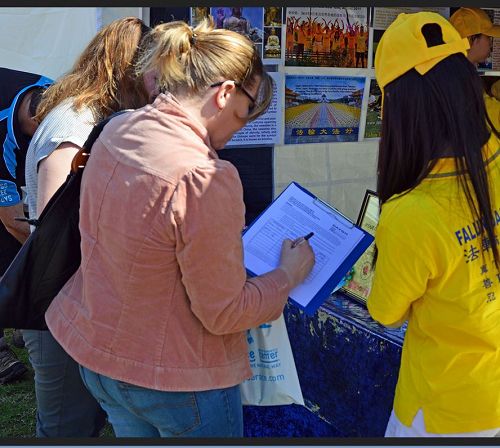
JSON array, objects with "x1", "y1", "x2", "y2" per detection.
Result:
[{"x1": 243, "y1": 293, "x2": 406, "y2": 437}]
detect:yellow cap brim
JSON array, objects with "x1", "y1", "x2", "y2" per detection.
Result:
[{"x1": 483, "y1": 24, "x2": 500, "y2": 38}]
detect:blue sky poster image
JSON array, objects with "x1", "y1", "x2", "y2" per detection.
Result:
[
  {"x1": 285, "y1": 75, "x2": 365, "y2": 144},
  {"x1": 210, "y1": 7, "x2": 264, "y2": 57}
]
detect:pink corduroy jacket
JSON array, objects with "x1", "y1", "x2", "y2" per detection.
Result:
[{"x1": 45, "y1": 93, "x2": 291, "y2": 391}]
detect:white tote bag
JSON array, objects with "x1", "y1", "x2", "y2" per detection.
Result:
[{"x1": 240, "y1": 313, "x2": 304, "y2": 406}]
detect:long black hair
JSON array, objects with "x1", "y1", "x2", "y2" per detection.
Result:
[{"x1": 377, "y1": 23, "x2": 499, "y2": 268}]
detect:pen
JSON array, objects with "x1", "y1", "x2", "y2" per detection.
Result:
[{"x1": 291, "y1": 231, "x2": 314, "y2": 248}]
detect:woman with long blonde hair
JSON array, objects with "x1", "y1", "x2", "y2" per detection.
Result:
[
  {"x1": 45, "y1": 18, "x2": 315, "y2": 437},
  {"x1": 22, "y1": 16, "x2": 151, "y2": 437}
]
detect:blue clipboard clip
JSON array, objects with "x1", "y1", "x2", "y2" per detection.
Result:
[{"x1": 312, "y1": 197, "x2": 355, "y2": 229}]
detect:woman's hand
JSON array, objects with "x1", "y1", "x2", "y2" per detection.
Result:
[{"x1": 278, "y1": 238, "x2": 315, "y2": 289}]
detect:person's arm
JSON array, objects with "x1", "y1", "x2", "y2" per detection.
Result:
[
  {"x1": 172, "y1": 162, "x2": 314, "y2": 335},
  {"x1": 0, "y1": 203, "x2": 30, "y2": 243},
  {"x1": 367, "y1": 206, "x2": 437, "y2": 328},
  {"x1": 0, "y1": 140, "x2": 30, "y2": 242},
  {"x1": 383, "y1": 310, "x2": 410, "y2": 329},
  {"x1": 36, "y1": 142, "x2": 80, "y2": 216}
]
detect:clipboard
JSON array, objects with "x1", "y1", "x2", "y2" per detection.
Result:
[{"x1": 242, "y1": 182, "x2": 374, "y2": 316}]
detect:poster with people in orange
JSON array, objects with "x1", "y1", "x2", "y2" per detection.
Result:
[{"x1": 285, "y1": 7, "x2": 368, "y2": 68}]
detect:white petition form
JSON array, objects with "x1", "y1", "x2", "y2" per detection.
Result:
[{"x1": 243, "y1": 183, "x2": 366, "y2": 309}]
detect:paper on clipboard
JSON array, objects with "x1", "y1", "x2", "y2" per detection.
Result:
[{"x1": 242, "y1": 182, "x2": 374, "y2": 315}]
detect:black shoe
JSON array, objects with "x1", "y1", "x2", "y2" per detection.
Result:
[
  {"x1": 11, "y1": 329, "x2": 25, "y2": 349},
  {"x1": 0, "y1": 346, "x2": 28, "y2": 384}
]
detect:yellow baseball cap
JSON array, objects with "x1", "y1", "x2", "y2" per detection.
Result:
[
  {"x1": 450, "y1": 7, "x2": 500, "y2": 38},
  {"x1": 375, "y1": 11, "x2": 470, "y2": 90}
]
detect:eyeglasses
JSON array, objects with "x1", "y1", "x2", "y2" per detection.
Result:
[{"x1": 210, "y1": 81, "x2": 257, "y2": 116}]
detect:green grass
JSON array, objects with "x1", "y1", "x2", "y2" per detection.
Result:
[
  {"x1": 0, "y1": 331, "x2": 36, "y2": 438},
  {"x1": 0, "y1": 329, "x2": 114, "y2": 438}
]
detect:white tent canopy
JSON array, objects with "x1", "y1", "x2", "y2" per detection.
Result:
[{"x1": 0, "y1": 7, "x2": 143, "y2": 80}]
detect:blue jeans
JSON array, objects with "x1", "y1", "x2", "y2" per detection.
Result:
[
  {"x1": 22, "y1": 330, "x2": 106, "y2": 437},
  {"x1": 79, "y1": 365, "x2": 243, "y2": 437}
]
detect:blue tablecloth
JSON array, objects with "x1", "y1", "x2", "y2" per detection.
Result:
[{"x1": 243, "y1": 293, "x2": 406, "y2": 437}]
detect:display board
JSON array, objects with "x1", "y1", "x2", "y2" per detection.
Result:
[
  {"x1": 149, "y1": 6, "x2": 498, "y2": 148},
  {"x1": 218, "y1": 146, "x2": 273, "y2": 225},
  {"x1": 146, "y1": 6, "x2": 499, "y2": 288}
]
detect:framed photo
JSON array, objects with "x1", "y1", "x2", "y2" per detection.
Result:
[{"x1": 341, "y1": 190, "x2": 379, "y2": 305}]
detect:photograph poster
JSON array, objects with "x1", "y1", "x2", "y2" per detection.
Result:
[
  {"x1": 285, "y1": 7, "x2": 368, "y2": 68},
  {"x1": 190, "y1": 7, "x2": 210, "y2": 26},
  {"x1": 150, "y1": 7, "x2": 190, "y2": 26},
  {"x1": 364, "y1": 78, "x2": 382, "y2": 139},
  {"x1": 284, "y1": 74, "x2": 365, "y2": 144},
  {"x1": 193, "y1": 7, "x2": 283, "y2": 63},
  {"x1": 341, "y1": 190, "x2": 379, "y2": 305},
  {"x1": 227, "y1": 71, "x2": 283, "y2": 146},
  {"x1": 210, "y1": 7, "x2": 264, "y2": 59},
  {"x1": 263, "y1": 7, "x2": 284, "y2": 62}
]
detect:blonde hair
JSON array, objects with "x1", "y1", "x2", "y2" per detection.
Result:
[
  {"x1": 137, "y1": 18, "x2": 273, "y2": 121},
  {"x1": 36, "y1": 17, "x2": 150, "y2": 123}
]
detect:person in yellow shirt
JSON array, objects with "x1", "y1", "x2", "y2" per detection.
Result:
[
  {"x1": 321, "y1": 19, "x2": 332, "y2": 55},
  {"x1": 449, "y1": 7, "x2": 499, "y2": 66},
  {"x1": 355, "y1": 25, "x2": 367, "y2": 68},
  {"x1": 450, "y1": 7, "x2": 500, "y2": 131},
  {"x1": 483, "y1": 79, "x2": 500, "y2": 131},
  {"x1": 286, "y1": 17, "x2": 295, "y2": 58},
  {"x1": 492, "y1": 79, "x2": 500, "y2": 100},
  {"x1": 368, "y1": 11, "x2": 500, "y2": 437},
  {"x1": 312, "y1": 21, "x2": 324, "y2": 64},
  {"x1": 296, "y1": 20, "x2": 307, "y2": 60},
  {"x1": 347, "y1": 28, "x2": 356, "y2": 66}
]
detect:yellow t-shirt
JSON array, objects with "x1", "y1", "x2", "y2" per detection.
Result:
[
  {"x1": 356, "y1": 34, "x2": 366, "y2": 52},
  {"x1": 367, "y1": 133, "x2": 500, "y2": 434}
]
